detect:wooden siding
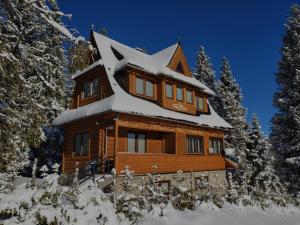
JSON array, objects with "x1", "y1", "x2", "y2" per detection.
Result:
[
  {"x1": 70, "y1": 66, "x2": 113, "y2": 109},
  {"x1": 62, "y1": 112, "x2": 227, "y2": 174}
]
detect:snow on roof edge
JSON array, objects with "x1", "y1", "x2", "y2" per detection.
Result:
[{"x1": 71, "y1": 60, "x2": 104, "y2": 80}]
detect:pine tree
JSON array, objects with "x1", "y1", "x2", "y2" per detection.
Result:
[
  {"x1": 247, "y1": 114, "x2": 288, "y2": 206},
  {"x1": 270, "y1": 4, "x2": 300, "y2": 192},
  {"x1": 193, "y1": 46, "x2": 220, "y2": 110},
  {"x1": 216, "y1": 57, "x2": 250, "y2": 197},
  {"x1": 0, "y1": 0, "x2": 72, "y2": 176}
]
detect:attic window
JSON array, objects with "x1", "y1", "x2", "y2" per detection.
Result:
[
  {"x1": 175, "y1": 62, "x2": 184, "y2": 73},
  {"x1": 111, "y1": 46, "x2": 124, "y2": 61}
]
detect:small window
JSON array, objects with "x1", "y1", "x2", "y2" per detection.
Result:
[
  {"x1": 209, "y1": 138, "x2": 223, "y2": 154},
  {"x1": 165, "y1": 83, "x2": 173, "y2": 99},
  {"x1": 176, "y1": 86, "x2": 183, "y2": 101},
  {"x1": 196, "y1": 96, "x2": 205, "y2": 110},
  {"x1": 127, "y1": 132, "x2": 147, "y2": 153},
  {"x1": 135, "y1": 77, "x2": 144, "y2": 95},
  {"x1": 176, "y1": 63, "x2": 184, "y2": 73},
  {"x1": 73, "y1": 132, "x2": 89, "y2": 156},
  {"x1": 111, "y1": 46, "x2": 124, "y2": 60},
  {"x1": 186, "y1": 135, "x2": 204, "y2": 154},
  {"x1": 145, "y1": 80, "x2": 154, "y2": 97},
  {"x1": 82, "y1": 77, "x2": 100, "y2": 99},
  {"x1": 186, "y1": 90, "x2": 193, "y2": 104}
]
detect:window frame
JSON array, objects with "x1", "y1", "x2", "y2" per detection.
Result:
[
  {"x1": 135, "y1": 76, "x2": 154, "y2": 99},
  {"x1": 208, "y1": 137, "x2": 223, "y2": 155},
  {"x1": 186, "y1": 89, "x2": 193, "y2": 104},
  {"x1": 186, "y1": 135, "x2": 204, "y2": 154},
  {"x1": 127, "y1": 131, "x2": 147, "y2": 153},
  {"x1": 81, "y1": 77, "x2": 100, "y2": 100},
  {"x1": 196, "y1": 96, "x2": 205, "y2": 111},
  {"x1": 73, "y1": 131, "x2": 89, "y2": 157},
  {"x1": 176, "y1": 86, "x2": 184, "y2": 101},
  {"x1": 165, "y1": 83, "x2": 174, "y2": 99}
]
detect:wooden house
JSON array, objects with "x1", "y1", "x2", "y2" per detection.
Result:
[{"x1": 53, "y1": 32, "x2": 236, "y2": 180}]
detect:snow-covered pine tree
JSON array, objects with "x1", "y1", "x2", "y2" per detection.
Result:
[
  {"x1": 247, "y1": 114, "x2": 288, "y2": 206},
  {"x1": 270, "y1": 4, "x2": 300, "y2": 193},
  {"x1": 193, "y1": 46, "x2": 220, "y2": 110},
  {"x1": 0, "y1": 0, "x2": 73, "y2": 177},
  {"x1": 216, "y1": 57, "x2": 250, "y2": 197}
]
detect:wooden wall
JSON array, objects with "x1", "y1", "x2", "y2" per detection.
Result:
[{"x1": 70, "y1": 66, "x2": 113, "y2": 109}]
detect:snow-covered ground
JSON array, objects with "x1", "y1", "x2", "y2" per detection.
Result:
[{"x1": 142, "y1": 203, "x2": 300, "y2": 225}]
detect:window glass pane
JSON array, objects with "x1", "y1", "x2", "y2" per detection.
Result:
[
  {"x1": 197, "y1": 97, "x2": 204, "y2": 110},
  {"x1": 82, "y1": 81, "x2": 90, "y2": 98},
  {"x1": 128, "y1": 133, "x2": 136, "y2": 152},
  {"x1": 82, "y1": 133, "x2": 89, "y2": 155},
  {"x1": 136, "y1": 77, "x2": 144, "y2": 95},
  {"x1": 137, "y1": 134, "x2": 146, "y2": 153},
  {"x1": 145, "y1": 80, "x2": 154, "y2": 97},
  {"x1": 74, "y1": 134, "x2": 81, "y2": 155},
  {"x1": 186, "y1": 90, "x2": 193, "y2": 104},
  {"x1": 209, "y1": 138, "x2": 222, "y2": 154},
  {"x1": 165, "y1": 84, "x2": 173, "y2": 98},
  {"x1": 91, "y1": 78, "x2": 100, "y2": 96},
  {"x1": 187, "y1": 136, "x2": 203, "y2": 153},
  {"x1": 176, "y1": 87, "x2": 183, "y2": 101}
]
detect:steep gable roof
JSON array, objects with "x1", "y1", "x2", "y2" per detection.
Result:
[
  {"x1": 84, "y1": 32, "x2": 215, "y2": 96},
  {"x1": 53, "y1": 32, "x2": 232, "y2": 129}
]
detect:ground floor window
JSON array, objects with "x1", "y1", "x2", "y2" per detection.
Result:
[
  {"x1": 195, "y1": 175, "x2": 209, "y2": 190},
  {"x1": 127, "y1": 132, "x2": 146, "y2": 153},
  {"x1": 186, "y1": 135, "x2": 204, "y2": 154},
  {"x1": 209, "y1": 138, "x2": 223, "y2": 154},
  {"x1": 73, "y1": 132, "x2": 89, "y2": 156}
]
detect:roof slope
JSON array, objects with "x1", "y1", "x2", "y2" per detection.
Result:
[{"x1": 53, "y1": 32, "x2": 231, "y2": 129}]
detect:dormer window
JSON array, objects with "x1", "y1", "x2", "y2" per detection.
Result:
[
  {"x1": 165, "y1": 83, "x2": 174, "y2": 99},
  {"x1": 82, "y1": 77, "x2": 100, "y2": 99},
  {"x1": 135, "y1": 76, "x2": 154, "y2": 98},
  {"x1": 176, "y1": 86, "x2": 183, "y2": 101},
  {"x1": 196, "y1": 96, "x2": 205, "y2": 111},
  {"x1": 111, "y1": 46, "x2": 124, "y2": 61},
  {"x1": 186, "y1": 90, "x2": 193, "y2": 104}
]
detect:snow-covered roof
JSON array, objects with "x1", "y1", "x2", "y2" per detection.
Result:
[
  {"x1": 75, "y1": 32, "x2": 215, "y2": 96},
  {"x1": 53, "y1": 32, "x2": 231, "y2": 129}
]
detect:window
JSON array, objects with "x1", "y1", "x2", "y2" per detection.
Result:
[
  {"x1": 209, "y1": 138, "x2": 223, "y2": 154},
  {"x1": 176, "y1": 63, "x2": 184, "y2": 73},
  {"x1": 186, "y1": 90, "x2": 193, "y2": 104},
  {"x1": 135, "y1": 77, "x2": 144, "y2": 95},
  {"x1": 135, "y1": 77, "x2": 154, "y2": 98},
  {"x1": 196, "y1": 96, "x2": 205, "y2": 110},
  {"x1": 165, "y1": 83, "x2": 173, "y2": 99},
  {"x1": 186, "y1": 135, "x2": 204, "y2": 154},
  {"x1": 82, "y1": 77, "x2": 100, "y2": 99},
  {"x1": 111, "y1": 46, "x2": 124, "y2": 60},
  {"x1": 176, "y1": 86, "x2": 183, "y2": 101},
  {"x1": 145, "y1": 80, "x2": 154, "y2": 97},
  {"x1": 73, "y1": 132, "x2": 89, "y2": 156},
  {"x1": 127, "y1": 132, "x2": 146, "y2": 153}
]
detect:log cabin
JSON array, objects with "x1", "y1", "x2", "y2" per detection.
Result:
[{"x1": 53, "y1": 31, "x2": 236, "y2": 184}]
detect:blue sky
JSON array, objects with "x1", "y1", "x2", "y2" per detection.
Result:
[{"x1": 58, "y1": 0, "x2": 295, "y2": 134}]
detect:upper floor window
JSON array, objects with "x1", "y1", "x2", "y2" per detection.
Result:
[
  {"x1": 135, "y1": 77, "x2": 154, "y2": 98},
  {"x1": 196, "y1": 96, "x2": 205, "y2": 110},
  {"x1": 73, "y1": 132, "x2": 89, "y2": 156},
  {"x1": 209, "y1": 138, "x2": 223, "y2": 154},
  {"x1": 186, "y1": 135, "x2": 204, "y2": 154},
  {"x1": 176, "y1": 86, "x2": 183, "y2": 101},
  {"x1": 128, "y1": 132, "x2": 146, "y2": 153},
  {"x1": 165, "y1": 83, "x2": 174, "y2": 99},
  {"x1": 82, "y1": 77, "x2": 100, "y2": 99},
  {"x1": 186, "y1": 90, "x2": 193, "y2": 104}
]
